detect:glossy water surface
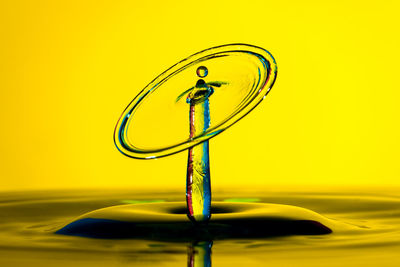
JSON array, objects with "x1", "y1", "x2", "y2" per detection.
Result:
[{"x1": 0, "y1": 188, "x2": 399, "y2": 266}]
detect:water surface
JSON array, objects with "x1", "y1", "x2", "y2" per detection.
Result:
[{"x1": 0, "y1": 187, "x2": 399, "y2": 266}]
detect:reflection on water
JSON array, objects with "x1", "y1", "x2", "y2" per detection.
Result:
[
  {"x1": 188, "y1": 241, "x2": 212, "y2": 267},
  {"x1": 0, "y1": 188, "x2": 400, "y2": 266}
]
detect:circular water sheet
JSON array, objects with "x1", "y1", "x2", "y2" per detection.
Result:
[{"x1": 114, "y1": 44, "x2": 277, "y2": 159}]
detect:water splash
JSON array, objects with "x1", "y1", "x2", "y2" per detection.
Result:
[
  {"x1": 114, "y1": 44, "x2": 277, "y2": 158},
  {"x1": 114, "y1": 44, "x2": 278, "y2": 223}
]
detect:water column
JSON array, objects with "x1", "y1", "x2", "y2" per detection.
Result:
[{"x1": 186, "y1": 67, "x2": 213, "y2": 223}]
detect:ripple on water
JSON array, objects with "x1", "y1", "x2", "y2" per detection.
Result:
[{"x1": 0, "y1": 189, "x2": 399, "y2": 266}]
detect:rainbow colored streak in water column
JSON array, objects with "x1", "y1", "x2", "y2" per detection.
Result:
[{"x1": 186, "y1": 76, "x2": 213, "y2": 223}]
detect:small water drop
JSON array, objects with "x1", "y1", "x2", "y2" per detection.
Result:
[{"x1": 196, "y1": 66, "x2": 208, "y2": 78}]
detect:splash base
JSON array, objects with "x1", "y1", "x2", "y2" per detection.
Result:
[{"x1": 57, "y1": 202, "x2": 333, "y2": 241}]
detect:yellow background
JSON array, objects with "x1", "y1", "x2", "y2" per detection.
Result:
[{"x1": 1, "y1": 0, "x2": 399, "y2": 191}]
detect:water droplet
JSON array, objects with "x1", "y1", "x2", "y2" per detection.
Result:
[{"x1": 196, "y1": 66, "x2": 208, "y2": 78}]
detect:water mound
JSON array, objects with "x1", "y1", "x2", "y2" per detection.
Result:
[{"x1": 56, "y1": 202, "x2": 333, "y2": 241}]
